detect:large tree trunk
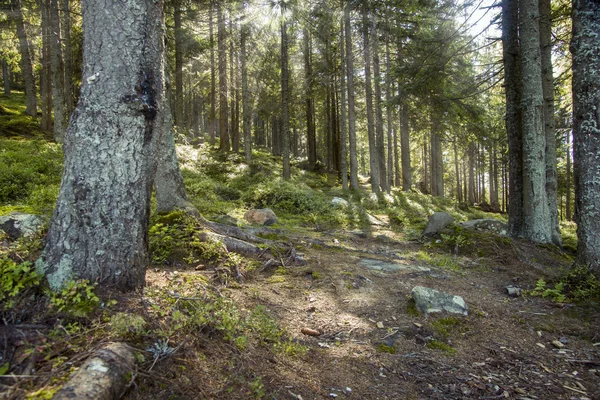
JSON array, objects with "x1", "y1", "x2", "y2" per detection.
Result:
[
  {"x1": 50, "y1": 0, "x2": 67, "y2": 142},
  {"x1": 571, "y1": 0, "x2": 600, "y2": 274},
  {"x1": 540, "y1": 0, "x2": 561, "y2": 246},
  {"x1": 502, "y1": 0, "x2": 524, "y2": 237},
  {"x1": 362, "y1": 1, "x2": 379, "y2": 193},
  {"x1": 217, "y1": 3, "x2": 229, "y2": 152},
  {"x1": 281, "y1": 20, "x2": 291, "y2": 179},
  {"x1": 344, "y1": 3, "x2": 359, "y2": 189},
  {"x1": 209, "y1": 4, "x2": 216, "y2": 146},
  {"x1": 241, "y1": 4, "x2": 251, "y2": 162},
  {"x1": 38, "y1": 0, "x2": 165, "y2": 291},
  {"x1": 430, "y1": 111, "x2": 444, "y2": 197},
  {"x1": 11, "y1": 0, "x2": 37, "y2": 118},
  {"x1": 566, "y1": 131, "x2": 571, "y2": 220},
  {"x1": 385, "y1": 32, "x2": 394, "y2": 191},
  {"x1": 520, "y1": 0, "x2": 551, "y2": 243}
]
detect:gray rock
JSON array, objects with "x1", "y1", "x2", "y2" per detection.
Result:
[
  {"x1": 244, "y1": 208, "x2": 278, "y2": 226},
  {"x1": 360, "y1": 258, "x2": 431, "y2": 273},
  {"x1": 331, "y1": 197, "x2": 349, "y2": 207},
  {"x1": 421, "y1": 212, "x2": 454, "y2": 237},
  {"x1": 213, "y1": 214, "x2": 239, "y2": 226},
  {"x1": 506, "y1": 285, "x2": 522, "y2": 297},
  {"x1": 411, "y1": 286, "x2": 468, "y2": 316},
  {"x1": 0, "y1": 213, "x2": 45, "y2": 239},
  {"x1": 367, "y1": 213, "x2": 386, "y2": 226},
  {"x1": 461, "y1": 219, "x2": 508, "y2": 235}
]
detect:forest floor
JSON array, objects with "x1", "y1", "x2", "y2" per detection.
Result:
[
  {"x1": 1, "y1": 92, "x2": 599, "y2": 399},
  {"x1": 122, "y1": 218, "x2": 600, "y2": 400}
]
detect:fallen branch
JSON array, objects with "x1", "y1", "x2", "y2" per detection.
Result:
[{"x1": 52, "y1": 342, "x2": 136, "y2": 400}]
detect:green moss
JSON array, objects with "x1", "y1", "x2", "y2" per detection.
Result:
[
  {"x1": 431, "y1": 317, "x2": 462, "y2": 339},
  {"x1": 426, "y1": 340, "x2": 456, "y2": 354},
  {"x1": 376, "y1": 344, "x2": 396, "y2": 354},
  {"x1": 406, "y1": 298, "x2": 420, "y2": 316}
]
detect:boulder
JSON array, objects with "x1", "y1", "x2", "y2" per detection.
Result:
[
  {"x1": 421, "y1": 212, "x2": 454, "y2": 237},
  {"x1": 411, "y1": 286, "x2": 468, "y2": 316},
  {"x1": 0, "y1": 213, "x2": 45, "y2": 240},
  {"x1": 331, "y1": 197, "x2": 349, "y2": 207},
  {"x1": 460, "y1": 219, "x2": 508, "y2": 235},
  {"x1": 244, "y1": 208, "x2": 278, "y2": 226}
]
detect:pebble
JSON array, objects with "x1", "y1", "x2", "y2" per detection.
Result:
[
  {"x1": 376, "y1": 321, "x2": 384, "y2": 329},
  {"x1": 552, "y1": 340, "x2": 565, "y2": 349},
  {"x1": 536, "y1": 343, "x2": 546, "y2": 349}
]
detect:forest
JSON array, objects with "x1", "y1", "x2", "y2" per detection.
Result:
[{"x1": 0, "y1": 0, "x2": 599, "y2": 398}]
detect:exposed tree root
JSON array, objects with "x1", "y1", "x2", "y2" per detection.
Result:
[{"x1": 53, "y1": 342, "x2": 135, "y2": 400}]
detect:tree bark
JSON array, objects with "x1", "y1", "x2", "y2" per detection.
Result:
[
  {"x1": 520, "y1": 0, "x2": 551, "y2": 243},
  {"x1": 344, "y1": 3, "x2": 359, "y2": 189},
  {"x1": 174, "y1": 0, "x2": 184, "y2": 128},
  {"x1": 400, "y1": 103, "x2": 411, "y2": 191},
  {"x1": 362, "y1": 1, "x2": 379, "y2": 193},
  {"x1": 40, "y1": 0, "x2": 53, "y2": 131},
  {"x1": 209, "y1": 3, "x2": 216, "y2": 146},
  {"x1": 372, "y1": 17, "x2": 387, "y2": 192},
  {"x1": 50, "y1": 0, "x2": 67, "y2": 142},
  {"x1": 502, "y1": 0, "x2": 524, "y2": 236},
  {"x1": 385, "y1": 32, "x2": 394, "y2": 191},
  {"x1": 540, "y1": 0, "x2": 561, "y2": 246},
  {"x1": 241, "y1": 3, "x2": 251, "y2": 162},
  {"x1": 11, "y1": 0, "x2": 37, "y2": 117},
  {"x1": 566, "y1": 131, "x2": 571, "y2": 220},
  {"x1": 281, "y1": 19, "x2": 291, "y2": 179},
  {"x1": 339, "y1": 17, "x2": 348, "y2": 190},
  {"x1": 304, "y1": 27, "x2": 316, "y2": 171},
  {"x1": 217, "y1": 3, "x2": 229, "y2": 151},
  {"x1": 60, "y1": 0, "x2": 74, "y2": 116},
  {"x1": 571, "y1": 0, "x2": 600, "y2": 274},
  {"x1": 37, "y1": 0, "x2": 165, "y2": 291}
]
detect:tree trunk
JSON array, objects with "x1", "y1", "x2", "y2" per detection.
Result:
[
  {"x1": 40, "y1": 0, "x2": 53, "y2": 131},
  {"x1": 520, "y1": 0, "x2": 552, "y2": 243},
  {"x1": 566, "y1": 131, "x2": 571, "y2": 220},
  {"x1": 372, "y1": 18, "x2": 387, "y2": 192},
  {"x1": 12, "y1": 0, "x2": 37, "y2": 117},
  {"x1": 430, "y1": 112, "x2": 443, "y2": 197},
  {"x1": 241, "y1": 4, "x2": 251, "y2": 162},
  {"x1": 2, "y1": 58, "x2": 10, "y2": 96},
  {"x1": 454, "y1": 141, "x2": 462, "y2": 202},
  {"x1": 339, "y1": 18, "x2": 348, "y2": 190},
  {"x1": 209, "y1": 4, "x2": 216, "y2": 146},
  {"x1": 38, "y1": 0, "x2": 165, "y2": 291},
  {"x1": 362, "y1": 1, "x2": 379, "y2": 193},
  {"x1": 174, "y1": 0, "x2": 184, "y2": 128},
  {"x1": 540, "y1": 0, "x2": 561, "y2": 245},
  {"x1": 50, "y1": 0, "x2": 67, "y2": 141},
  {"x1": 502, "y1": 0, "x2": 524, "y2": 237},
  {"x1": 400, "y1": 103, "x2": 411, "y2": 191},
  {"x1": 468, "y1": 142, "x2": 475, "y2": 204},
  {"x1": 281, "y1": 20, "x2": 291, "y2": 179},
  {"x1": 60, "y1": 0, "x2": 73, "y2": 116},
  {"x1": 571, "y1": 0, "x2": 600, "y2": 274},
  {"x1": 344, "y1": 3, "x2": 359, "y2": 189},
  {"x1": 304, "y1": 27, "x2": 316, "y2": 171},
  {"x1": 217, "y1": 3, "x2": 229, "y2": 151},
  {"x1": 385, "y1": 33, "x2": 394, "y2": 191}
]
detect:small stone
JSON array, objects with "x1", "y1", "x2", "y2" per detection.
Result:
[
  {"x1": 376, "y1": 321, "x2": 384, "y2": 329},
  {"x1": 536, "y1": 343, "x2": 546, "y2": 349},
  {"x1": 552, "y1": 340, "x2": 565, "y2": 349},
  {"x1": 391, "y1": 316, "x2": 397, "y2": 321},
  {"x1": 537, "y1": 330, "x2": 543, "y2": 337},
  {"x1": 414, "y1": 322, "x2": 423, "y2": 328},
  {"x1": 345, "y1": 387, "x2": 352, "y2": 393},
  {"x1": 506, "y1": 285, "x2": 522, "y2": 297}
]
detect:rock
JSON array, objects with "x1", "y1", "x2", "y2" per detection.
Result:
[
  {"x1": 213, "y1": 214, "x2": 238, "y2": 226},
  {"x1": 331, "y1": 197, "x2": 349, "y2": 207},
  {"x1": 552, "y1": 340, "x2": 565, "y2": 349},
  {"x1": 376, "y1": 321, "x2": 384, "y2": 329},
  {"x1": 359, "y1": 258, "x2": 431, "y2": 273},
  {"x1": 506, "y1": 285, "x2": 522, "y2": 297},
  {"x1": 421, "y1": 212, "x2": 454, "y2": 237},
  {"x1": 460, "y1": 219, "x2": 508, "y2": 235},
  {"x1": 367, "y1": 213, "x2": 386, "y2": 226},
  {"x1": 244, "y1": 208, "x2": 278, "y2": 226},
  {"x1": 411, "y1": 286, "x2": 468, "y2": 316},
  {"x1": 0, "y1": 213, "x2": 45, "y2": 240}
]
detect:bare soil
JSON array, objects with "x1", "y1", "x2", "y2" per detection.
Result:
[{"x1": 129, "y1": 220, "x2": 600, "y2": 400}]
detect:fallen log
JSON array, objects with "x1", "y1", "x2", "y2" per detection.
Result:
[{"x1": 53, "y1": 342, "x2": 135, "y2": 400}]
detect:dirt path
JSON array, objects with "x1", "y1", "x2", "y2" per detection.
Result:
[{"x1": 132, "y1": 222, "x2": 600, "y2": 400}]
